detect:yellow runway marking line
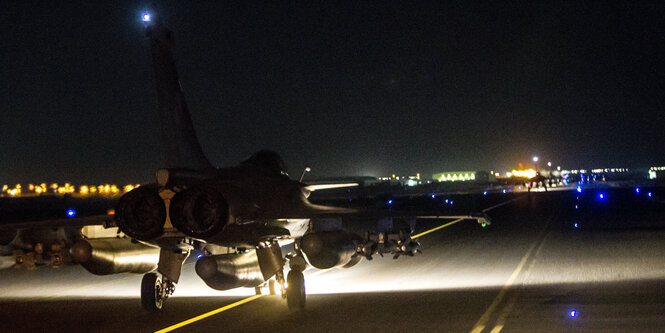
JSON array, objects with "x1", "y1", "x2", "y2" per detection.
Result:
[
  {"x1": 468, "y1": 244, "x2": 534, "y2": 333},
  {"x1": 470, "y1": 325, "x2": 485, "y2": 333},
  {"x1": 412, "y1": 196, "x2": 526, "y2": 240},
  {"x1": 469, "y1": 214, "x2": 553, "y2": 333},
  {"x1": 489, "y1": 325, "x2": 504, "y2": 333},
  {"x1": 489, "y1": 220, "x2": 550, "y2": 333},
  {"x1": 413, "y1": 196, "x2": 526, "y2": 240},
  {"x1": 154, "y1": 294, "x2": 264, "y2": 333},
  {"x1": 411, "y1": 218, "x2": 465, "y2": 239}
]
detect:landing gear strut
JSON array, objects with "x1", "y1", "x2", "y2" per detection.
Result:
[
  {"x1": 141, "y1": 272, "x2": 174, "y2": 311},
  {"x1": 140, "y1": 248, "x2": 188, "y2": 311}
]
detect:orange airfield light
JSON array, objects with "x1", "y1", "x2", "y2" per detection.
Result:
[
  {"x1": 511, "y1": 169, "x2": 537, "y2": 179},
  {"x1": 1, "y1": 183, "x2": 140, "y2": 198}
]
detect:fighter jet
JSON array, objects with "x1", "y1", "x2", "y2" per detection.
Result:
[{"x1": 0, "y1": 7, "x2": 489, "y2": 311}]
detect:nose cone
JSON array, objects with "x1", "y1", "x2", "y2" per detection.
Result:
[
  {"x1": 300, "y1": 233, "x2": 323, "y2": 256},
  {"x1": 195, "y1": 256, "x2": 218, "y2": 280},
  {"x1": 70, "y1": 240, "x2": 92, "y2": 263}
]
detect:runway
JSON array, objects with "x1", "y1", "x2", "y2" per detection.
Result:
[{"x1": 2, "y1": 188, "x2": 665, "y2": 332}]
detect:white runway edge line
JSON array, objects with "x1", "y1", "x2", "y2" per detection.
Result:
[{"x1": 470, "y1": 197, "x2": 553, "y2": 333}]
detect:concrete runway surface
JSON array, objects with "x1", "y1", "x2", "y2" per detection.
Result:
[{"x1": 1, "y1": 188, "x2": 665, "y2": 332}]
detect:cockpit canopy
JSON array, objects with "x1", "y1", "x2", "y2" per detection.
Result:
[{"x1": 241, "y1": 150, "x2": 288, "y2": 176}]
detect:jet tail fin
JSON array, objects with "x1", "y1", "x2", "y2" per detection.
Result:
[{"x1": 144, "y1": 8, "x2": 215, "y2": 171}]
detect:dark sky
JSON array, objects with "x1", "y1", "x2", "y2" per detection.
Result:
[{"x1": 2, "y1": 1, "x2": 664, "y2": 184}]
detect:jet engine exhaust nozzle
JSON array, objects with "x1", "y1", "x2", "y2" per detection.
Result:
[
  {"x1": 115, "y1": 186, "x2": 166, "y2": 241},
  {"x1": 170, "y1": 186, "x2": 230, "y2": 239}
]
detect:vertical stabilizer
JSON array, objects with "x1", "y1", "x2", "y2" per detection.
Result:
[{"x1": 144, "y1": 10, "x2": 215, "y2": 171}]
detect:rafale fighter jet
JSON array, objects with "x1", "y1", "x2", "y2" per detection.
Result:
[{"x1": 0, "y1": 8, "x2": 490, "y2": 311}]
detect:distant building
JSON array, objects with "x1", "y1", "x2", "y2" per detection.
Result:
[
  {"x1": 432, "y1": 171, "x2": 477, "y2": 182},
  {"x1": 649, "y1": 166, "x2": 665, "y2": 180}
]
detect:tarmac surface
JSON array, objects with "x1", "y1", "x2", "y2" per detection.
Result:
[{"x1": 1, "y1": 187, "x2": 665, "y2": 332}]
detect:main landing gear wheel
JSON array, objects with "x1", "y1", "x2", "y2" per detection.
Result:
[
  {"x1": 286, "y1": 270, "x2": 305, "y2": 310},
  {"x1": 141, "y1": 273, "x2": 164, "y2": 311}
]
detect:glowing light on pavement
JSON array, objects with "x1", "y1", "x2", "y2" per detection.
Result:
[
  {"x1": 569, "y1": 310, "x2": 578, "y2": 318},
  {"x1": 66, "y1": 209, "x2": 77, "y2": 217},
  {"x1": 142, "y1": 13, "x2": 151, "y2": 22}
]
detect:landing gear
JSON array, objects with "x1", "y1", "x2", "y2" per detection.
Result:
[
  {"x1": 286, "y1": 270, "x2": 305, "y2": 310},
  {"x1": 254, "y1": 279, "x2": 278, "y2": 296},
  {"x1": 139, "y1": 248, "x2": 188, "y2": 311},
  {"x1": 141, "y1": 272, "x2": 173, "y2": 311}
]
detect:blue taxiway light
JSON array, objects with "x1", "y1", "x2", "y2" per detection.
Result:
[
  {"x1": 431, "y1": 194, "x2": 436, "y2": 198},
  {"x1": 599, "y1": 193, "x2": 605, "y2": 199},
  {"x1": 574, "y1": 223, "x2": 579, "y2": 228},
  {"x1": 387, "y1": 200, "x2": 393, "y2": 204},
  {"x1": 66, "y1": 209, "x2": 77, "y2": 218},
  {"x1": 569, "y1": 310, "x2": 578, "y2": 318},
  {"x1": 575, "y1": 205, "x2": 578, "y2": 209},
  {"x1": 577, "y1": 186, "x2": 582, "y2": 193},
  {"x1": 445, "y1": 199, "x2": 449, "y2": 203},
  {"x1": 635, "y1": 188, "x2": 640, "y2": 194},
  {"x1": 483, "y1": 191, "x2": 487, "y2": 195},
  {"x1": 142, "y1": 13, "x2": 151, "y2": 22},
  {"x1": 648, "y1": 192, "x2": 653, "y2": 197},
  {"x1": 196, "y1": 254, "x2": 203, "y2": 259},
  {"x1": 502, "y1": 189, "x2": 507, "y2": 194}
]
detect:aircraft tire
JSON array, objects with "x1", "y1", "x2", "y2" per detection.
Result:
[
  {"x1": 141, "y1": 273, "x2": 163, "y2": 311},
  {"x1": 286, "y1": 270, "x2": 305, "y2": 310}
]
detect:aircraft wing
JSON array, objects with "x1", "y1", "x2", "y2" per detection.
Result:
[
  {"x1": 301, "y1": 203, "x2": 490, "y2": 225},
  {"x1": 0, "y1": 214, "x2": 115, "y2": 231},
  {"x1": 304, "y1": 183, "x2": 359, "y2": 191}
]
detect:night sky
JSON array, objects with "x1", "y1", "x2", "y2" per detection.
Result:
[{"x1": 2, "y1": 1, "x2": 664, "y2": 184}]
